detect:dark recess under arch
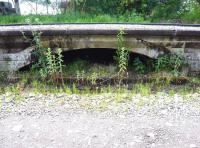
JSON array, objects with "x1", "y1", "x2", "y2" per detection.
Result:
[
  {"x1": 62, "y1": 48, "x2": 154, "y2": 65},
  {"x1": 20, "y1": 48, "x2": 155, "y2": 71}
]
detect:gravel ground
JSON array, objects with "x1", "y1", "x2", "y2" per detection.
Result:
[{"x1": 1, "y1": 92, "x2": 200, "y2": 148}]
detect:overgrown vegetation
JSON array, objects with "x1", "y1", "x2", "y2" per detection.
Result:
[
  {"x1": 131, "y1": 53, "x2": 187, "y2": 77},
  {"x1": 1, "y1": 0, "x2": 200, "y2": 24},
  {"x1": 73, "y1": 0, "x2": 200, "y2": 23},
  {"x1": 33, "y1": 46, "x2": 64, "y2": 83},
  {"x1": 155, "y1": 53, "x2": 187, "y2": 76},
  {"x1": 1, "y1": 1, "x2": 200, "y2": 113},
  {"x1": 0, "y1": 14, "x2": 194, "y2": 97},
  {"x1": 0, "y1": 13, "x2": 148, "y2": 24},
  {"x1": 132, "y1": 58, "x2": 147, "y2": 74},
  {"x1": 114, "y1": 29, "x2": 130, "y2": 81},
  {"x1": 23, "y1": 23, "x2": 65, "y2": 84},
  {"x1": 15, "y1": 25, "x2": 188, "y2": 92}
]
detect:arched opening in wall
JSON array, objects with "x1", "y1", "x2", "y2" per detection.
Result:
[
  {"x1": 20, "y1": 48, "x2": 156, "y2": 77},
  {"x1": 61, "y1": 48, "x2": 156, "y2": 76},
  {"x1": 62, "y1": 48, "x2": 116, "y2": 65}
]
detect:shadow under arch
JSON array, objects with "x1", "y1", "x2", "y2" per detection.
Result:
[
  {"x1": 62, "y1": 48, "x2": 155, "y2": 65},
  {"x1": 20, "y1": 48, "x2": 156, "y2": 71}
]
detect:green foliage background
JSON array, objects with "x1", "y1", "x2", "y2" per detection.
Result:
[
  {"x1": 73, "y1": 0, "x2": 200, "y2": 23},
  {"x1": 0, "y1": 0, "x2": 200, "y2": 24}
]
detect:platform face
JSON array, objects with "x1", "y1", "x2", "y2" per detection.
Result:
[
  {"x1": 0, "y1": 24, "x2": 200, "y2": 73},
  {"x1": 0, "y1": 24, "x2": 200, "y2": 36}
]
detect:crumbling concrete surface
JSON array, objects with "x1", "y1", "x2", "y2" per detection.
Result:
[{"x1": 0, "y1": 24, "x2": 200, "y2": 74}]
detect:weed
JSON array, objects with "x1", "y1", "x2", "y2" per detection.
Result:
[
  {"x1": 178, "y1": 86, "x2": 193, "y2": 96},
  {"x1": 90, "y1": 72, "x2": 98, "y2": 85},
  {"x1": 190, "y1": 77, "x2": 200, "y2": 84},
  {"x1": 76, "y1": 70, "x2": 85, "y2": 85},
  {"x1": 115, "y1": 29, "x2": 130, "y2": 75},
  {"x1": 65, "y1": 59, "x2": 89, "y2": 76},
  {"x1": 9, "y1": 84, "x2": 21, "y2": 94},
  {"x1": 0, "y1": 72, "x2": 8, "y2": 82},
  {"x1": 134, "y1": 83, "x2": 151, "y2": 96},
  {"x1": 88, "y1": 64, "x2": 114, "y2": 77},
  {"x1": 115, "y1": 93, "x2": 131, "y2": 103},
  {"x1": 170, "y1": 53, "x2": 187, "y2": 76},
  {"x1": 23, "y1": 19, "x2": 64, "y2": 83},
  {"x1": 15, "y1": 95, "x2": 24, "y2": 104},
  {"x1": 72, "y1": 83, "x2": 79, "y2": 94},
  {"x1": 168, "y1": 89, "x2": 175, "y2": 97},
  {"x1": 34, "y1": 47, "x2": 64, "y2": 83},
  {"x1": 98, "y1": 100, "x2": 108, "y2": 111},
  {"x1": 155, "y1": 55, "x2": 169, "y2": 72},
  {"x1": 46, "y1": 48, "x2": 56, "y2": 77},
  {"x1": 46, "y1": 48, "x2": 64, "y2": 82},
  {"x1": 155, "y1": 53, "x2": 187, "y2": 76},
  {"x1": 132, "y1": 58, "x2": 146, "y2": 74},
  {"x1": 31, "y1": 80, "x2": 39, "y2": 90},
  {"x1": 107, "y1": 85, "x2": 111, "y2": 93},
  {"x1": 0, "y1": 13, "x2": 149, "y2": 25},
  {"x1": 84, "y1": 86, "x2": 91, "y2": 94},
  {"x1": 56, "y1": 48, "x2": 64, "y2": 71},
  {"x1": 114, "y1": 29, "x2": 130, "y2": 85}
]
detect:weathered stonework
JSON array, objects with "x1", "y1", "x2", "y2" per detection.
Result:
[
  {"x1": 0, "y1": 47, "x2": 33, "y2": 71},
  {"x1": 184, "y1": 48, "x2": 200, "y2": 74},
  {"x1": 0, "y1": 24, "x2": 200, "y2": 74}
]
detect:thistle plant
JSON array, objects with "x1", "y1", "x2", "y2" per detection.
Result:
[
  {"x1": 114, "y1": 29, "x2": 130, "y2": 83},
  {"x1": 36, "y1": 47, "x2": 64, "y2": 84},
  {"x1": 56, "y1": 48, "x2": 64, "y2": 74}
]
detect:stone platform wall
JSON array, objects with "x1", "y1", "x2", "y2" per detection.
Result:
[{"x1": 0, "y1": 24, "x2": 200, "y2": 74}]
